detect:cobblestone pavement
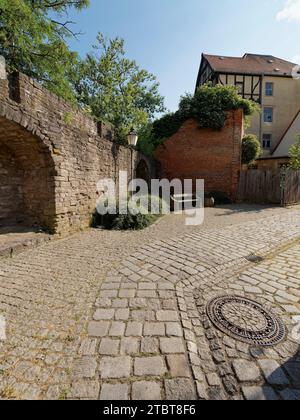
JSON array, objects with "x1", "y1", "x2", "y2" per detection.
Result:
[
  {"x1": 194, "y1": 246, "x2": 300, "y2": 400},
  {"x1": 0, "y1": 226, "x2": 50, "y2": 258},
  {"x1": 0, "y1": 205, "x2": 299, "y2": 400},
  {"x1": 78, "y1": 211, "x2": 300, "y2": 401}
]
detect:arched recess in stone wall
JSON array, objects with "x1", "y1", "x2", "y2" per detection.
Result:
[
  {"x1": 136, "y1": 158, "x2": 151, "y2": 187},
  {"x1": 0, "y1": 116, "x2": 56, "y2": 232}
]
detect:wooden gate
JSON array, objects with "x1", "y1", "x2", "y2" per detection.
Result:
[
  {"x1": 282, "y1": 170, "x2": 300, "y2": 205},
  {"x1": 237, "y1": 169, "x2": 300, "y2": 205},
  {"x1": 237, "y1": 170, "x2": 281, "y2": 204}
]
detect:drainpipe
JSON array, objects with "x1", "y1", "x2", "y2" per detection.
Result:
[{"x1": 259, "y1": 74, "x2": 264, "y2": 144}]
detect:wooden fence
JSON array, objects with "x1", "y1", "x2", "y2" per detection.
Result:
[
  {"x1": 237, "y1": 169, "x2": 300, "y2": 206},
  {"x1": 282, "y1": 170, "x2": 300, "y2": 205}
]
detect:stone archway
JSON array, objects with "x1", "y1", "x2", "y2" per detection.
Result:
[
  {"x1": 0, "y1": 69, "x2": 158, "y2": 236},
  {"x1": 0, "y1": 117, "x2": 56, "y2": 232}
]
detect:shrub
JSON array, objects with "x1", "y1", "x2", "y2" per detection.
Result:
[
  {"x1": 93, "y1": 195, "x2": 164, "y2": 230},
  {"x1": 289, "y1": 134, "x2": 300, "y2": 170},
  {"x1": 108, "y1": 213, "x2": 159, "y2": 230},
  {"x1": 152, "y1": 84, "x2": 260, "y2": 143},
  {"x1": 241, "y1": 134, "x2": 262, "y2": 165}
]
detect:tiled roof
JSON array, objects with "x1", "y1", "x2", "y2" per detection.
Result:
[{"x1": 203, "y1": 53, "x2": 297, "y2": 76}]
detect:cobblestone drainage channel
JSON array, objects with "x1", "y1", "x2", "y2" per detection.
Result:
[{"x1": 206, "y1": 295, "x2": 286, "y2": 347}]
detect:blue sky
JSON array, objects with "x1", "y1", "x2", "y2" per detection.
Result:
[{"x1": 66, "y1": 0, "x2": 300, "y2": 111}]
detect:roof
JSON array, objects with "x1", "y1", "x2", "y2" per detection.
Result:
[{"x1": 202, "y1": 53, "x2": 297, "y2": 77}]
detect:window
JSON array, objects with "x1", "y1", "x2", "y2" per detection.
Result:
[
  {"x1": 264, "y1": 107, "x2": 273, "y2": 123},
  {"x1": 265, "y1": 82, "x2": 274, "y2": 96},
  {"x1": 262, "y1": 134, "x2": 272, "y2": 149}
]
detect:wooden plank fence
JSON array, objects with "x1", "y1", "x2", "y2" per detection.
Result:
[
  {"x1": 237, "y1": 169, "x2": 300, "y2": 206},
  {"x1": 282, "y1": 170, "x2": 300, "y2": 206}
]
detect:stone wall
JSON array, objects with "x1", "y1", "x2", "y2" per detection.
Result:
[
  {"x1": 0, "y1": 143, "x2": 24, "y2": 225},
  {"x1": 155, "y1": 110, "x2": 244, "y2": 200},
  {"x1": 0, "y1": 69, "x2": 151, "y2": 235}
]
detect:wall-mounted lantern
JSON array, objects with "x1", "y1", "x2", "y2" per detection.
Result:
[{"x1": 127, "y1": 128, "x2": 138, "y2": 147}]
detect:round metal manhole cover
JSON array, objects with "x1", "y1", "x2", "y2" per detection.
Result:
[{"x1": 206, "y1": 295, "x2": 286, "y2": 346}]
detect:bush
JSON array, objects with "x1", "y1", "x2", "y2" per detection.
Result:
[
  {"x1": 108, "y1": 213, "x2": 159, "y2": 230},
  {"x1": 289, "y1": 134, "x2": 300, "y2": 170},
  {"x1": 242, "y1": 134, "x2": 262, "y2": 164},
  {"x1": 93, "y1": 195, "x2": 164, "y2": 230},
  {"x1": 152, "y1": 84, "x2": 260, "y2": 142}
]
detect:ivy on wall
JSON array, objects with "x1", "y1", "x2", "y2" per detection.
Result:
[{"x1": 138, "y1": 84, "x2": 260, "y2": 155}]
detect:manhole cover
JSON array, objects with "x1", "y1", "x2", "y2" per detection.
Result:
[{"x1": 206, "y1": 295, "x2": 286, "y2": 346}]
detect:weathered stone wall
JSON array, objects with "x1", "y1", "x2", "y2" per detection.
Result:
[
  {"x1": 155, "y1": 111, "x2": 244, "y2": 200},
  {"x1": 0, "y1": 70, "x2": 151, "y2": 235},
  {"x1": 0, "y1": 143, "x2": 24, "y2": 225}
]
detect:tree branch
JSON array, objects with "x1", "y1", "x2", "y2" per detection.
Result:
[
  {"x1": 51, "y1": 20, "x2": 83, "y2": 39},
  {"x1": 42, "y1": 1, "x2": 88, "y2": 9}
]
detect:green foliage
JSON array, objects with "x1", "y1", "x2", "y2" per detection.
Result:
[
  {"x1": 103, "y1": 213, "x2": 159, "y2": 231},
  {"x1": 241, "y1": 134, "x2": 262, "y2": 165},
  {"x1": 289, "y1": 134, "x2": 300, "y2": 170},
  {"x1": 152, "y1": 84, "x2": 260, "y2": 143},
  {"x1": 152, "y1": 112, "x2": 186, "y2": 148},
  {"x1": 63, "y1": 111, "x2": 74, "y2": 125},
  {"x1": 0, "y1": 2, "x2": 165, "y2": 139},
  {"x1": 93, "y1": 195, "x2": 163, "y2": 230},
  {"x1": 136, "y1": 124, "x2": 156, "y2": 157},
  {"x1": 0, "y1": 0, "x2": 90, "y2": 102},
  {"x1": 72, "y1": 33, "x2": 165, "y2": 144}
]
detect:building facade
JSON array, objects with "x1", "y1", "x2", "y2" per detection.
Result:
[{"x1": 196, "y1": 53, "x2": 300, "y2": 156}]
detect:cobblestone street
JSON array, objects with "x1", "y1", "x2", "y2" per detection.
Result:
[{"x1": 0, "y1": 205, "x2": 300, "y2": 400}]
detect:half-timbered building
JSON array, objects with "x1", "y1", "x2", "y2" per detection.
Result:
[{"x1": 196, "y1": 54, "x2": 300, "y2": 155}]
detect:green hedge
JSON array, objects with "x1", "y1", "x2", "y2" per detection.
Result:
[
  {"x1": 93, "y1": 195, "x2": 164, "y2": 230},
  {"x1": 141, "y1": 84, "x2": 260, "y2": 152}
]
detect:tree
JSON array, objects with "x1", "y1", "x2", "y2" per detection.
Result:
[
  {"x1": 241, "y1": 134, "x2": 262, "y2": 165},
  {"x1": 72, "y1": 33, "x2": 165, "y2": 143},
  {"x1": 289, "y1": 134, "x2": 300, "y2": 170},
  {"x1": 0, "y1": 0, "x2": 89, "y2": 101}
]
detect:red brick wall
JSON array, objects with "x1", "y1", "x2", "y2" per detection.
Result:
[{"x1": 155, "y1": 110, "x2": 244, "y2": 200}]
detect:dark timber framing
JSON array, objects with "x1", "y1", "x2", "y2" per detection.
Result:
[
  {"x1": 196, "y1": 58, "x2": 263, "y2": 103},
  {"x1": 195, "y1": 55, "x2": 292, "y2": 104}
]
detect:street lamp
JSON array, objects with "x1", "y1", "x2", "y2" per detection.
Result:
[
  {"x1": 127, "y1": 128, "x2": 138, "y2": 182},
  {"x1": 127, "y1": 128, "x2": 138, "y2": 147}
]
